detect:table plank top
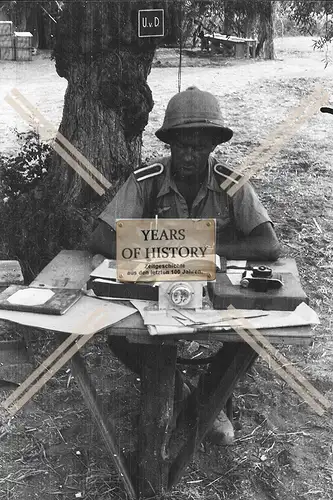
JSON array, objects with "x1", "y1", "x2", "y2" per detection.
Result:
[
  {"x1": 109, "y1": 310, "x2": 313, "y2": 345},
  {"x1": 30, "y1": 250, "x2": 93, "y2": 289},
  {"x1": 0, "y1": 250, "x2": 314, "y2": 344}
]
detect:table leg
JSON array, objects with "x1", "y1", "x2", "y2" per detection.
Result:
[
  {"x1": 69, "y1": 349, "x2": 137, "y2": 500},
  {"x1": 226, "y1": 395, "x2": 233, "y2": 421},
  {"x1": 137, "y1": 343, "x2": 178, "y2": 498},
  {"x1": 169, "y1": 342, "x2": 257, "y2": 489}
]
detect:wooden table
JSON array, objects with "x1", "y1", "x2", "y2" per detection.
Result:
[
  {"x1": 204, "y1": 33, "x2": 257, "y2": 58},
  {"x1": 1, "y1": 251, "x2": 313, "y2": 499}
]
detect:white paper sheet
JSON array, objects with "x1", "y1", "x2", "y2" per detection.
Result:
[
  {"x1": 130, "y1": 300, "x2": 270, "y2": 327},
  {"x1": 226, "y1": 260, "x2": 247, "y2": 285},
  {"x1": 131, "y1": 301, "x2": 320, "y2": 336},
  {"x1": 8, "y1": 288, "x2": 55, "y2": 306},
  {"x1": 0, "y1": 296, "x2": 137, "y2": 335},
  {"x1": 90, "y1": 259, "x2": 117, "y2": 280}
]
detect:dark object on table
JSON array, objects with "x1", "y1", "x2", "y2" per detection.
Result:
[
  {"x1": 87, "y1": 278, "x2": 158, "y2": 301},
  {"x1": 240, "y1": 265, "x2": 283, "y2": 292},
  {"x1": 0, "y1": 285, "x2": 81, "y2": 315},
  {"x1": 209, "y1": 258, "x2": 308, "y2": 311}
]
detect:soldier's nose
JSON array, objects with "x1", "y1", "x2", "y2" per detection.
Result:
[{"x1": 182, "y1": 147, "x2": 193, "y2": 160}]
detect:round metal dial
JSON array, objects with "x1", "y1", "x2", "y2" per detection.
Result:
[{"x1": 169, "y1": 284, "x2": 193, "y2": 306}]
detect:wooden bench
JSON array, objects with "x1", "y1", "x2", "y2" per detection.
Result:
[{"x1": 204, "y1": 33, "x2": 257, "y2": 58}]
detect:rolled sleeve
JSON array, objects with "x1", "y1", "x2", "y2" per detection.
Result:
[
  {"x1": 99, "y1": 174, "x2": 146, "y2": 230},
  {"x1": 231, "y1": 182, "x2": 272, "y2": 236}
]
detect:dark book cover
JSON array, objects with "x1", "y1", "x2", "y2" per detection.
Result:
[
  {"x1": 0, "y1": 285, "x2": 82, "y2": 315},
  {"x1": 209, "y1": 272, "x2": 308, "y2": 311},
  {"x1": 87, "y1": 278, "x2": 159, "y2": 301}
]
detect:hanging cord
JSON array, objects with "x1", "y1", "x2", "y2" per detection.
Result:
[{"x1": 178, "y1": 3, "x2": 182, "y2": 92}]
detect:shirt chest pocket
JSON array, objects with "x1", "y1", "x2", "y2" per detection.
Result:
[
  {"x1": 156, "y1": 194, "x2": 181, "y2": 218},
  {"x1": 197, "y1": 195, "x2": 231, "y2": 230},
  {"x1": 156, "y1": 205, "x2": 172, "y2": 216}
]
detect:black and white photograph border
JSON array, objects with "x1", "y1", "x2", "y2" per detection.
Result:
[{"x1": 0, "y1": 1, "x2": 333, "y2": 500}]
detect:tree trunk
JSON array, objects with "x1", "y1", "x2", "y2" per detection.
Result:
[
  {"x1": 52, "y1": 0, "x2": 174, "y2": 206},
  {"x1": 243, "y1": 11, "x2": 256, "y2": 39},
  {"x1": 255, "y1": 0, "x2": 275, "y2": 60},
  {"x1": 35, "y1": 6, "x2": 47, "y2": 49},
  {"x1": 263, "y1": 0, "x2": 275, "y2": 59},
  {"x1": 26, "y1": 3, "x2": 38, "y2": 48},
  {"x1": 223, "y1": 0, "x2": 234, "y2": 35},
  {"x1": 163, "y1": 3, "x2": 181, "y2": 46}
]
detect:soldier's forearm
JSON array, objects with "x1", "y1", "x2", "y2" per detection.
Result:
[{"x1": 216, "y1": 237, "x2": 281, "y2": 262}]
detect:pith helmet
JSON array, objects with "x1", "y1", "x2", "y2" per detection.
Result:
[{"x1": 155, "y1": 86, "x2": 233, "y2": 144}]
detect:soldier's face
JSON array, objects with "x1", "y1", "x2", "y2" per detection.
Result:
[{"x1": 169, "y1": 129, "x2": 217, "y2": 179}]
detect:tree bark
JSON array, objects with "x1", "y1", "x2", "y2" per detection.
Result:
[
  {"x1": 263, "y1": 0, "x2": 275, "y2": 59},
  {"x1": 163, "y1": 3, "x2": 181, "y2": 46},
  {"x1": 256, "y1": 0, "x2": 275, "y2": 60},
  {"x1": 26, "y1": 3, "x2": 38, "y2": 48},
  {"x1": 243, "y1": 11, "x2": 256, "y2": 39},
  {"x1": 52, "y1": 0, "x2": 174, "y2": 205},
  {"x1": 223, "y1": 0, "x2": 234, "y2": 35}
]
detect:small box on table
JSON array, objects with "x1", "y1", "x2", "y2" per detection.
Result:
[{"x1": 208, "y1": 258, "x2": 308, "y2": 311}]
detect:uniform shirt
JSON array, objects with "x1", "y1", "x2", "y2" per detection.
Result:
[{"x1": 99, "y1": 155, "x2": 272, "y2": 240}]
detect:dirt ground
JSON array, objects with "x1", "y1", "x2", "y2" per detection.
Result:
[{"x1": 0, "y1": 37, "x2": 333, "y2": 499}]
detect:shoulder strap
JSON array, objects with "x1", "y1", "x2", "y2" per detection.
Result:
[
  {"x1": 134, "y1": 162, "x2": 164, "y2": 182},
  {"x1": 134, "y1": 162, "x2": 165, "y2": 217},
  {"x1": 213, "y1": 163, "x2": 243, "y2": 188},
  {"x1": 211, "y1": 162, "x2": 239, "y2": 227}
]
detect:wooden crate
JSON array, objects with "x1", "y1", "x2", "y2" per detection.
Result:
[
  {"x1": 0, "y1": 34, "x2": 14, "y2": 47},
  {"x1": 16, "y1": 47, "x2": 32, "y2": 61},
  {"x1": 0, "y1": 47, "x2": 15, "y2": 61},
  {"x1": 14, "y1": 31, "x2": 33, "y2": 48},
  {"x1": 0, "y1": 21, "x2": 13, "y2": 36}
]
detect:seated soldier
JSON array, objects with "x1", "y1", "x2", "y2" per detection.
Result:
[{"x1": 89, "y1": 86, "x2": 281, "y2": 444}]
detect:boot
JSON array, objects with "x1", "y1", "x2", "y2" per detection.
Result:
[{"x1": 206, "y1": 410, "x2": 235, "y2": 445}]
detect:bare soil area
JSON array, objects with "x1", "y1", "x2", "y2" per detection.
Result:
[{"x1": 0, "y1": 37, "x2": 333, "y2": 500}]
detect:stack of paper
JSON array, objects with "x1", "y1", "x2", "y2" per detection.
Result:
[{"x1": 130, "y1": 300, "x2": 320, "y2": 336}]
